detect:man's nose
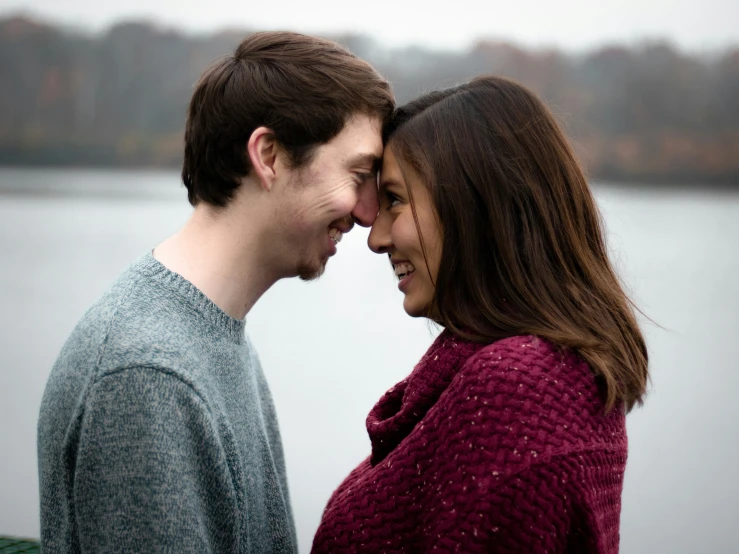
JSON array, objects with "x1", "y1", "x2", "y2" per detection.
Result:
[
  {"x1": 367, "y1": 213, "x2": 391, "y2": 254},
  {"x1": 351, "y1": 180, "x2": 379, "y2": 227}
]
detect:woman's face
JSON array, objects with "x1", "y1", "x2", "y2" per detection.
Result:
[{"x1": 368, "y1": 146, "x2": 442, "y2": 318}]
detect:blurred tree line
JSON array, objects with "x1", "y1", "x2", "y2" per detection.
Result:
[{"x1": 1, "y1": 15, "x2": 738, "y2": 185}]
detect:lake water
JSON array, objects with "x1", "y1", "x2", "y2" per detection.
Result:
[{"x1": 1, "y1": 168, "x2": 738, "y2": 553}]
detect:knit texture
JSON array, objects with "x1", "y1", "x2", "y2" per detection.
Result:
[
  {"x1": 37, "y1": 252, "x2": 297, "y2": 554},
  {"x1": 312, "y1": 331, "x2": 626, "y2": 553}
]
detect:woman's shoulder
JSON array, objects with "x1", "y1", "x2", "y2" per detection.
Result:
[
  {"x1": 418, "y1": 333, "x2": 627, "y2": 481},
  {"x1": 444, "y1": 335, "x2": 623, "y2": 447},
  {"x1": 460, "y1": 335, "x2": 596, "y2": 399}
]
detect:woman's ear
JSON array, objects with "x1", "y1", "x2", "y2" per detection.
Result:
[{"x1": 247, "y1": 126, "x2": 279, "y2": 191}]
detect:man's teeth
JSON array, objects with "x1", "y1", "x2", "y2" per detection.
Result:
[
  {"x1": 328, "y1": 227, "x2": 343, "y2": 245},
  {"x1": 394, "y1": 262, "x2": 416, "y2": 280}
]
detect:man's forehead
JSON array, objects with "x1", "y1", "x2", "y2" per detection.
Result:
[
  {"x1": 322, "y1": 113, "x2": 383, "y2": 166},
  {"x1": 343, "y1": 114, "x2": 383, "y2": 151}
]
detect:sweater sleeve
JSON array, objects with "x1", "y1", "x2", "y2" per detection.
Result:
[
  {"x1": 72, "y1": 367, "x2": 239, "y2": 554},
  {"x1": 415, "y1": 450, "x2": 591, "y2": 553},
  {"x1": 475, "y1": 455, "x2": 601, "y2": 553}
]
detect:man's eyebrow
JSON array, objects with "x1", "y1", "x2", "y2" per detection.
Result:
[{"x1": 347, "y1": 153, "x2": 382, "y2": 172}]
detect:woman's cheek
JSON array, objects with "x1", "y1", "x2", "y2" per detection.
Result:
[{"x1": 393, "y1": 213, "x2": 419, "y2": 257}]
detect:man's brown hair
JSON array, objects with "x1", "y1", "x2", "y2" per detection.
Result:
[
  {"x1": 183, "y1": 31, "x2": 395, "y2": 207},
  {"x1": 386, "y1": 76, "x2": 649, "y2": 413}
]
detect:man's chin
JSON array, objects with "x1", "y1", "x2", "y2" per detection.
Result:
[{"x1": 297, "y1": 258, "x2": 328, "y2": 282}]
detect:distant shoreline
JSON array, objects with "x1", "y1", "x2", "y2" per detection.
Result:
[
  {"x1": 4, "y1": 152, "x2": 738, "y2": 188},
  {"x1": 0, "y1": 167, "x2": 737, "y2": 201}
]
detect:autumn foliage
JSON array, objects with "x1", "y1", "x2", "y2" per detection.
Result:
[{"x1": 1, "y1": 16, "x2": 738, "y2": 185}]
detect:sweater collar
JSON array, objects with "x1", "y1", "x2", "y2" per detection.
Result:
[
  {"x1": 366, "y1": 329, "x2": 486, "y2": 465},
  {"x1": 132, "y1": 252, "x2": 247, "y2": 343}
]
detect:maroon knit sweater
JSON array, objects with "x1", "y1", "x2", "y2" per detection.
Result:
[{"x1": 312, "y1": 331, "x2": 627, "y2": 553}]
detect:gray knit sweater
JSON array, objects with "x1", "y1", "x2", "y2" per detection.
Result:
[{"x1": 37, "y1": 253, "x2": 297, "y2": 553}]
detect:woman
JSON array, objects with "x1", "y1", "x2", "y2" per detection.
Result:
[{"x1": 312, "y1": 76, "x2": 648, "y2": 553}]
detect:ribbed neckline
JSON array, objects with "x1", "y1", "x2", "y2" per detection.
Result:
[{"x1": 130, "y1": 251, "x2": 246, "y2": 343}]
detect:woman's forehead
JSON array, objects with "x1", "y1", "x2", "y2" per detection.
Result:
[{"x1": 379, "y1": 148, "x2": 405, "y2": 187}]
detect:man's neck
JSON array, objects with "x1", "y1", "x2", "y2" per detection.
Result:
[{"x1": 153, "y1": 202, "x2": 280, "y2": 321}]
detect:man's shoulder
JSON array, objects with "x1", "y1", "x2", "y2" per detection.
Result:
[
  {"x1": 88, "y1": 256, "x2": 227, "y2": 376},
  {"x1": 48, "y1": 256, "x2": 205, "y2": 388},
  {"x1": 47, "y1": 261, "x2": 147, "y2": 374}
]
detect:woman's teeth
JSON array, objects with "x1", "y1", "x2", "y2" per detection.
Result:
[
  {"x1": 394, "y1": 262, "x2": 416, "y2": 280},
  {"x1": 328, "y1": 227, "x2": 343, "y2": 245}
]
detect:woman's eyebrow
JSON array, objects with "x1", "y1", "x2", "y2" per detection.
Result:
[{"x1": 379, "y1": 176, "x2": 402, "y2": 190}]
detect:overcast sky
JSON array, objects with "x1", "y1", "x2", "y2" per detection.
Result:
[{"x1": 1, "y1": 0, "x2": 737, "y2": 51}]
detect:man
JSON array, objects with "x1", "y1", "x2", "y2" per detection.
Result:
[{"x1": 37, "y1": 31, "x2": 394, "y2": 553}]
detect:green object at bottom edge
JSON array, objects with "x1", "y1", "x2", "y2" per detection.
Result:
[{"x1": 0, "y1": 536, "x2": 41, "y2": 553}]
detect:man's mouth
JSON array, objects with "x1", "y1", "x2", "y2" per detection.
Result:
[
  {"x1": 393, "y1": 261, "x2": 416, "y2": 281},
  {"x1": 328, "y1": 227, "x2": 344, "y2": 245}
]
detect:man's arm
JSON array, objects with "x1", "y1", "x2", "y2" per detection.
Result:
[{"x1": 73, "y1": 367, "x2": 239, "y2": 554}]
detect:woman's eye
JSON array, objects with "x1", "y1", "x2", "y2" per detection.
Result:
[{"x1": 385, "y1": 191, "x2": 401, "y2": 208}]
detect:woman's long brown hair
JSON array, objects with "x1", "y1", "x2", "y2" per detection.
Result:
[{"x1": 386, "y1": 76, "x2": 649, "y2": 412}]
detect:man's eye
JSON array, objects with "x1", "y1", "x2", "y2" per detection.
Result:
[{"x1": 354, "y1": 172, "x2": 373, "y2": 186}]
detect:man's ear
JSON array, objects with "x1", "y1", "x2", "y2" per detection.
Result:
[{"x1": 247, "y1": 126, "x2": 279, "y2": 191}]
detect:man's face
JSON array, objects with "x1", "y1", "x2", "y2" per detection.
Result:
[{"x1": 276, "y1": 114, "x2": 383, "y2": 280}]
